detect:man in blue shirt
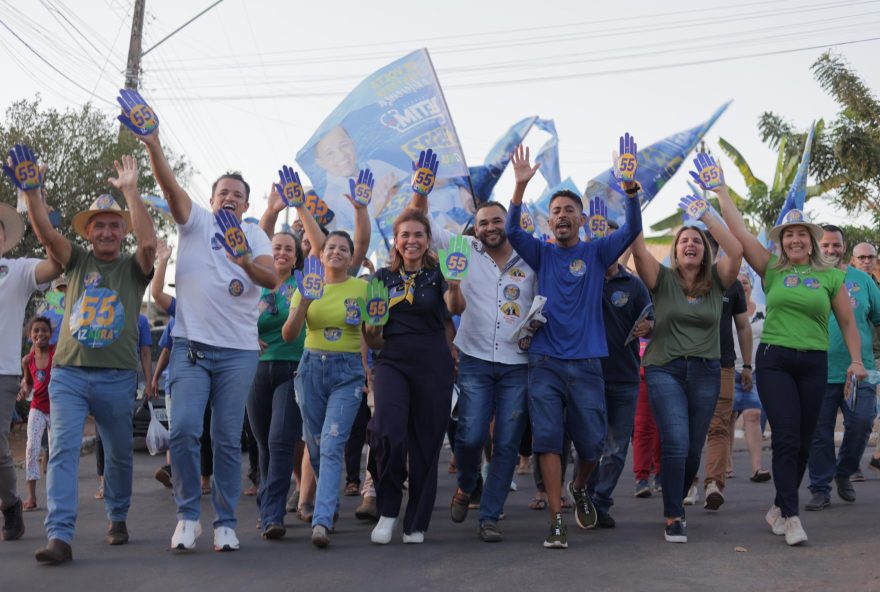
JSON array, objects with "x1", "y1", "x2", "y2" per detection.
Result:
[{"x1": 506, "y1": 144, "x2": 642, "y2": 548}]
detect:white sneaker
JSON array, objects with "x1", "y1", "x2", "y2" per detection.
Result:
[
  {"x1": 683, "y1": 484, "x2": 699, "y2": 506},
  {"x1": 765, "y1": 505, "x2": 785, "y2": 536},
  {"x1": 402, "y1": 531, "x2": 424, "y2": 544},
  {"x1": 784, "y1": 516, "x2": 808, "y2": 546},
  {"x1": 171, "y1": 519, "x2": 202, "y2": 550},
  {"x1": 703, "y1": 481, "x2": 724, "y2": 510},
  {"x1": 213, "y1": 526, "x2": 240, "y2": 552},
  {"x1": 371, "y1": 516, "x2": 397, "y2": 544}
]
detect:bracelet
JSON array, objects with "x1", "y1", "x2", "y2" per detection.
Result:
[
  {"x1": 851, "y1": 360, "x2": 864, "y2": 366},
  {"x1": 624, "y1": 185, "x2": 640, "y2": 196},
  {"x1": 742, "y1": 364, "x2": 752, "y2": 369}
]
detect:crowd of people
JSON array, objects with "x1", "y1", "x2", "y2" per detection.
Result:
[{"x1": 0, "y1": 90, "x2": 878, "y2": 565}]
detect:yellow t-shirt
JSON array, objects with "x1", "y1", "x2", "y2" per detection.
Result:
[{"x1": 291, "y1": 276, "x2": 366, "y2": 352}]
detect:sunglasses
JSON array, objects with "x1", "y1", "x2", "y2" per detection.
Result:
[{"x1": 855, "y1": 255, "x2": 877, "y2": 261}]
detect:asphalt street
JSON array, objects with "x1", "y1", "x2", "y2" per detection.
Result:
[{"x1": 3, "y1": 442, "x2": 879, "y2": 592}]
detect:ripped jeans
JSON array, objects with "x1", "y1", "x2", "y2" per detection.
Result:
[
  {"x1": 454, "y1": 353, "x2": 528, "y2": 523},
  {"x1": 294, "y1": 349, "x2": 365, "y2": 530}
]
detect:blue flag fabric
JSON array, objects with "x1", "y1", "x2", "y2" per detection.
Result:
[
  {"x1": 296, "y1": 49, "x2": 473, "y2": 259},
  {"x1": 774, "y1": 121, "x2": 816, "y2": 226},
  {"x1": 583, "y1": 102, "x2": 731, "y2": 225},
  {"x1": 142, "y1": 195, "x2": 173, "y2": 219},
  {"x1": 468, "y1": 116, "x2": 537, "y2": 202},
  {"x1": 534, "y1": 118, "x2": 561, "y2": 188}
]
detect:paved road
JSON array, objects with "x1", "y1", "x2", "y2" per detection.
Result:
[{"x1": 3, "y1": 443, "x2": 880, "y2": 592}]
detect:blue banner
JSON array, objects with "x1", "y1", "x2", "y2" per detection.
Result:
[
  {"x1": 296, "y1": 49, "x2": 473, "y2": 259},
  {"x1": 534, "y1": 118, "x2": 561, "y2": 188},
  {"x1": 468, "y1": 116, "x2": 536, "y2": 202},
  {"x1": 774, "y1": 121, "x2": 816, "y2": 225},
  {"x1": 583, "y1": 102, "x2": 731, "y2": 225}
]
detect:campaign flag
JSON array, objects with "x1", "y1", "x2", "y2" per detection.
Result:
[
  {"x1": 296, "y1": 49, "x2": 474, "y2": 259},
  {"x1": 534, "y1": 118, "x2": 561, "y2": 188},
  {"x1": 774, "y1": 121, "x2": 816, "y2": 226},
  {"x1": 469, "y1": 116, "x2": 537, "y2": 202},
  {"x1": 142, "y1": 195, "x2": 173, "y2": 219},
  {"x1": 582, "y1": 102, "x2": 731, "y2": 225}
]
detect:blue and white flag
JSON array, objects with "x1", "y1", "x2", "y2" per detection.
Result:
[
  {"x1": 296, "y1": 49, "x2": 473, "y2": 259},
  {"x1": 142, "y1": 195, "x2": 173, "y2": 219},
  {"x1": 583, "y1": 102, "x2": 731, "y2": 225},
  {"x1": 468, "y1": 116, "x2": 536, "y2": 202},
  {"x1": 533, "y1": 118, "x2": 561, "y2": 188},
  {"x1": 774, "y1": 121, "x2": 816, "y2": 226}
]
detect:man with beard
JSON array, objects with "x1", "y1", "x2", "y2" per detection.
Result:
[
  {"x1": 409, "y1": 187, "x2": 537, "y2": 543},
  {"x1": 506, "y1": 143, "x2": 642, "y2": 548},
  {"x1": 850, "y1": 242, "x2": 880, "y2": 473},
  {"x1": 806, "y1": 225, "x2": 880, "y2": 509}
]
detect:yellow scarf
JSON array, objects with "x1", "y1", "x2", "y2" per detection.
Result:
[{"x1": 388, "y1": 270, "x2": 418, "y2": 308}]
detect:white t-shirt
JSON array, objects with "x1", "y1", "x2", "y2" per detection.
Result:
[
  {"x1": 430, "y1": 220, "x2": 537, "y2": 365},
  {"x1": 0, "y1": 257, "x2": 39, "y2": 375},
  {"x1": 172, "y1": 205, "x2": 272, "y2": 350},
  {"x1": 734, "y1": 302, "x2": 765, "y2": 371}
]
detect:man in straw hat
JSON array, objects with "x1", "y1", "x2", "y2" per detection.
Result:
[
  {"x1": 12, "y1": 143, "x2": 156, "y2": 564},
  {"x1": 0, "y1": 162, "x2": 62, "y2": 543}
]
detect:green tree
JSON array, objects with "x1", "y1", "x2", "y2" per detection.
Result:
[
  {"x1": 0, "y1": 95, "x2": 190, "y2": 259},
  {"x1": 758, "y1": 51, "x2": 880, "y2": 224}
]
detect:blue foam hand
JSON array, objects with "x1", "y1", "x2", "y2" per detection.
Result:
[
  {"x1": 587, "y1": 196, "x2": 609, "y2": 239},
  {"x1": 348, "y1": 168, "x2": 374, "y2": 207},
  {"x1": 3, "y1": 144, "x2": 42, "y2": 191},
  {"x1": 615, "y1": 132, "x2": 638, "y2": 182},
  {"x1": 294, "y1": 255, "x2": 325, "y2": 300},
  {"x1": 213, "y1": 209, "x2": 251, "y2": 258},
  {"x1": 411, "y1": 148, "x2": 439, "y2": 195},
  {"x1": 275, "y1": 165, "x2": 305, "y2": 207},
  {"x1": 520, "y1": 203, "x2": 536, "y2": 234},
  {"x1": 688, "y1": 153, "x2": 725, "y2": 190},
  {"x1": 116, "y1": 88, "x2": 159, "y2": 136},
  {"x1": 678, "y1": 195, "x2": 710, "y2": 220}
]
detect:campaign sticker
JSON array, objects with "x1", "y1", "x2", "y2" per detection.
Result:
[
  {"x1": 324, "y1": 327, "x2": 342, "y2": 342},
  {"x1": 503, "y1": 285, "x2": 520, "y2": 301},
  {"x1": 84, "y1": 272, "x2": 102, "y2": 288},
  {"x1": 500, "y1": 302, "x2": 521, "y2": 317},
  {"x1": 686, "y1": 295, "x2": 703, "y2": 305},
  {"x1": 569, "y1": 259, "x2": 586, "y2": 277},
  {"x1": 35, "y1": 369, "x2": 46, "y2": 383},
  {"x1": 210, "y1": 236, "x2": 223, "y2": 251},
  {"x1": 783, "y1": 275, "x2": 800, "y2": 288},
  {"x1": 228, "y1": 279, "x2": 244, "y2": 297},
  {"x1": 611, "y1": 290, "x2": 630, "y2": 307},
  {"x1": 845, "y1": 281, "x2": 860, "y2": 294},
  {"x1": 508, "y1": 267, "x2": 526, "y2": 281},
  {"x1": 0, "y1": 265, "x2": 8, "y2": 281},
  {"x1": 803, "y1": 278, "x2": 820, "y2": 290},
  {"x1": 344, "y1": 298, "x2": 362, "y2": 325},
  {"x1": 69, "y1": 287, "x2": 124, "y2": 349}
]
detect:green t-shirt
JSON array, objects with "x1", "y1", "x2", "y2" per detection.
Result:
[
  {"x1": 54, "y1": 244, "x2": 152, "y2": 370},
  {"x1": 827, "y1": 266, "x2": 880, "y2": 383},
  {"x1": 643, "y1": 264, "x2": 724, "y2": 367},
  {"x1": 291, "y1": 276, "x2": 367, "y2": 353},
  {"x1": 761, "y1": 255, "x2": 844, "y2": 352},
  {"x1": 258, "y1": 275, "x2": 305, "y2": 362}
]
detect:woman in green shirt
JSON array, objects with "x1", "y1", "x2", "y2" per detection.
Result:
[
  {"x1": 716, "y1": 176, "x2": 865, "y2": 547},
  {"x1": 631, "y1": 190, "x2": 742, "y2": 544}
]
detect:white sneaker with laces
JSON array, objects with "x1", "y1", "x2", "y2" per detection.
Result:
[
  {"x1": 784, "y1": 516, "x2": 808, "y2": 546},
  {"x1": 683, "y1": 484, "x2": 699, "y2": 506},
  {"x1": 213, "y1": 526, "x2": 240, "y2": 552},
  {"x1": 765, "y1": 505, "x2": 785, "y2": 536},
  {"x1": 371, "y1": 516, "x2": 397, "y2": 545},
  {"x1": 171, "y1": 519, "x2": 202, "y2": 550},
  {"x1": 402, "y1": 531, "x2": 424, "y2": 544}
]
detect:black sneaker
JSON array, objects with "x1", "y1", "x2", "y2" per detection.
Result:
[
  {"x1": 468, "y1": 477, "x2": 483, "y2": 510},
  {"x1": 1, "y1": 499, "x2": 25, "y2": 541},
  {"x1": 105, "y1": 521, "x2": 129, "y2": 545},
  {"x1": 543, "y1": 513, "x2": 568, "y2": 549},
  {"x1": 154, "y1": 465, "x2": 172, "y2": 488},
  {"x1": 634, "y1": 479, "x2": 652, "y2": 498},
  {"x1": 478, "y1": 521, "x2": 503, "y2": 543},
  {"x1": 664, "y1": 519, "x2": 687, "y2": 543},
  {"x1": 567, "y1": 480, "x2": 597, "y2": 529},
  {"x1": 804, "y1": 491, "x2": 830, "y2": 511},
  {"x1": 835, "y1": 475, "x2": 856, "y2": 502},
  {"x1": 596, "y1": 510, "x2": 616, "y2": 529}
]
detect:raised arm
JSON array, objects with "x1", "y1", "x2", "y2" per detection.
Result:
[
  {"x1": 630, "y1": 232, "x2": 661, "y2": 291},
  {"x1": 505, "y1": 145, "x2": 543, "y2": 267},
  {"x1": 151, "y1": 240, "x2": 175, "y2": 313},
  {"x1": 444, "y1": 281, "x2": 466, "y2": 315},
  {"x1": 347, "y1": 194, "x2": 371, "y2": 276},
  {"x1": 107, "y1": 155, "x2": 156, "y2": 275},
  {"x1": 702, "y1": 209, "x2": 743, "y2": 288},
  {"x1": 259, "y1": 184, "x2": 286, "y2": 239}
]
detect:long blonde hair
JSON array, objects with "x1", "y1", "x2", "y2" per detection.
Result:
[
  {"x1": 771, "y1": 228, "x2": 831, "y2": 271},
  {"x1": 669, "y1": 226, "x2": 715, "y2": 298}
]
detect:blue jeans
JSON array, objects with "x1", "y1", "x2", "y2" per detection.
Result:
[
  {"x1": 454, "y1": 353, "x2": 528, "y2": 523},
  {"x1": 246, "y1": 360, "x2": 301, "y2": 528},
  {"x1": 294, "y1": 350, "x2": 364, "y2": 529},
  {"x1": 645, "y1": 358, "x2": 720, "y2": 518},
  {"x1": 527, "y1": 355, "x2": 605, "y2": 460},
  {"x1": 808, "y1": 381, "x2": 877, "y2": 495},
  {"x1": 588, "y1": 381, "x2": 640, "y2": 514},
  {"x1": 169, "y1": 339, "x2": 258, "y2": 529},
  {"x1": 45, "y1": 367, "x2": 136, "y2": 543}
]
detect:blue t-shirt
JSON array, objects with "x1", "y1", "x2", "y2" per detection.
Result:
[
  {"x1": 138, "y1": 314, "x2": 152, "y2": 349},
  {"x1": 506, "y1": 195, "x2": 642, "y2": 359},
  {"x1": 601, "y1": 265, "x2": 652, "y2": 383}
]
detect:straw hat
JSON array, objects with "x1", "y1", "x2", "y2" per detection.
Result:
[
  {"x1": 0, "y1": 202, "x2": 25, "y2": 255},
  {"x1": 768, "y1": 209, "x2": 823, "y2": 245},
  {"x1": 71, "y1": 194, "x2": 132, "y2": 239}
]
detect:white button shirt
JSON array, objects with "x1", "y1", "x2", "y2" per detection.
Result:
[{"x1": 431, "y1": 220, "x2": 537, "y2": 365}]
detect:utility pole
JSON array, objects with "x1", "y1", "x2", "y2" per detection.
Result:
[{"x1": 124, "y1": 0, "x2": 146, "y2": 90}]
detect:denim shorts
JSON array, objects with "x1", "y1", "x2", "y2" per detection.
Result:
[
  {"x1": 733, "y1": 370, "x2": 762, "y2": 412},
  {"x1": 527, "y1": 354, "x2": 605, "y2": 460}
]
